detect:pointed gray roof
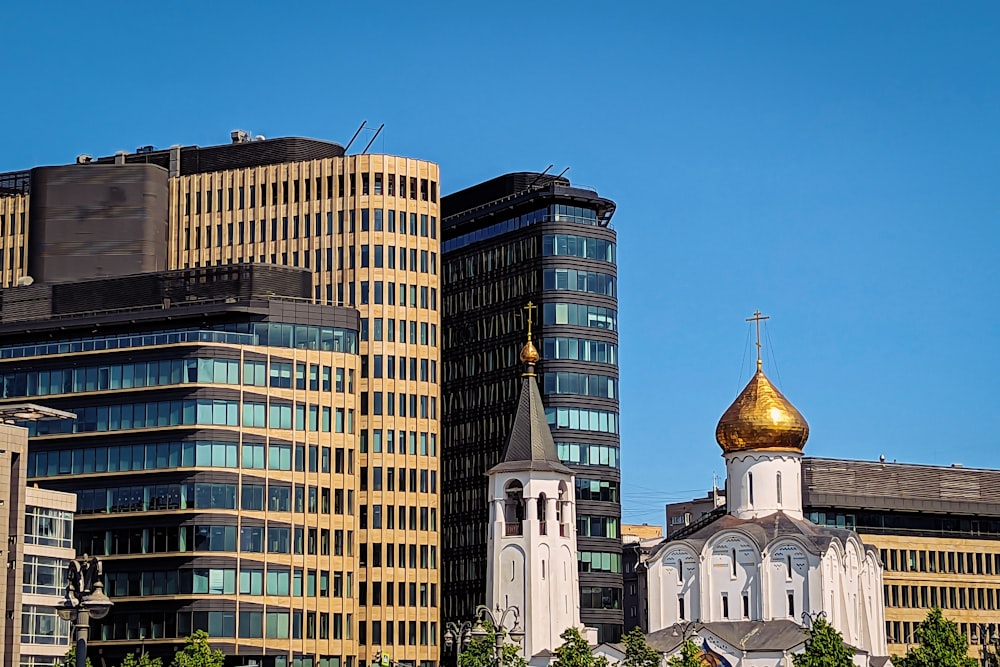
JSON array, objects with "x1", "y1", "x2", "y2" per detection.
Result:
[{"x1": 487, "y1": 369, "x2": 573, "y2": 476}]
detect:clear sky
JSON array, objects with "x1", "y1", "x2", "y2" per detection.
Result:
[{"x1": 4, "y1": 2, "x2": 999, "y2": 526}]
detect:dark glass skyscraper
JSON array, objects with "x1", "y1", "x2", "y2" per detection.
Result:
[{"x1": 440, "y1": 173, "x2": 622, "y2": 641}]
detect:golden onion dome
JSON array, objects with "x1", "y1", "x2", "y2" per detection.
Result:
[
  {"x1": 716, "y1": 367, "x2": 809, "y2": 454},
  {"x1": 520, "y1": 339, "x2": 540, "y2": 364}
]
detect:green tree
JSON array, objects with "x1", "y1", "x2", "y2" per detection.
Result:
[
  {"x1": 666, "y1": 639, "x2": 701, "y2": 667},
  {"x1": 119, "y1": 652, "x2": 163, "y2": 667},
  {"x1": 59, "y1": 646, "x2": 93, "y2": 667},
  {"x1": 792, "y1": 616, "x2": 853, "y2": 667},
  {"x1": 170, "y1": 631, "x2": 226, "y2": 667},
  {"x1": 895, "y1": 608, "x2": 977, "y2": 667},
  {"x1": 622, "y1": 627, "x2": 662, "y2": 667},
  {"x1": 552, "y1": 627, "x2": 609, "y2": 667},
  {"x1": 457, "y1": 620, "x2": 527, "y2": 667}
]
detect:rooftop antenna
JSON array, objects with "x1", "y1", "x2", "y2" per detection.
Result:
[
  {"x1": 361, "y1": 123, "x2": 385, "y2": 154},
  {"x1": 527, "y1": 165, "x2": 554, "y2": 190},
  {"x1": 344, "y1": 121, "x2": 367, "y2": 153}
]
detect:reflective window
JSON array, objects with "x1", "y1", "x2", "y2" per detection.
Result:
[
  {"x1": 578, "y1": 551, "x2": 622, "y2": 574},
  {"x1": 556, "y1": 442, "x2": 619, "y2": 468},
  {"x1": 20, "y1": 605, "x2": 71, "y2": 646},
  {"x1": 546, "y1": 407, "x2": 619, "y2": 434},
  {"x1": 576, "y1": 515, "x2": 619, "y2": 538},
  {"x1": 542, "y1": 337, "x2": 617, "y2": 365},
  {"x1": 575, "y1": 479, "x2": 620, "y2": 502},
  {"x1": 24, "y1": 507, "x2": 73, "y2": 547},
  {"x1": 543, "y1": 372, "x2": 617, "y2": 399},
  {"x1": 0, "y1": 322, "x2": 357, "y2": 360},
  {"x1": 542, "y1": 268, "x2": 616, "y2": 296},
  {"x1": 543, "y1": 303, "x2": 617, "y2": 330},
  {"x1": 542, "y1": 234, "x2": 616, "y2": 263},
  {"x1": 0, "y1": 357, "x2": 240, "y2": 399},
  {"x1": 22, "y1": 556, "x2": 67, "y2": 595}
]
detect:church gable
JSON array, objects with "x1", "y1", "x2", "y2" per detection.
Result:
[
  {"x1": 705, "y1": 533, "x2": 761, "y2": 621},
  {"x1": 766, "y1": 541, "x2": 812, "y2": 622},
  {"x1": 659, "y1": 546, "x2": 700, "y2": 622}
]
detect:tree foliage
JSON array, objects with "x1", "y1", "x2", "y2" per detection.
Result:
[
  {"x1": 552, "y1": 627, "x2": 609, "y2": 667},
  {"x1": 119, "y1": 652, "x2": 163, "y2": 667},
  {"x1": 457, "y1": 619, "x2": 527, "y2": 667},
  {"x1": 169, "y1": 630, "x2": 226, "y2": 667},
  {"x1": 895, "y1": 608, "x2": 977, "y2": 667},
  {"x1": 792, "y1": 616, "x2": 854, "y2": 667},
  {"x1": 666, "y1": 639, "x2": 701, "y2": 667},
  {"x1": 59, "y1": 646, "x2": 93, "y2": 667},
  {"x1": 622, "y1": 627, "x2": 662, "y2": 667}
]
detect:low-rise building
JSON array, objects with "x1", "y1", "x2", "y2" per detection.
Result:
[
  {"x1": 20, "y1": 486, "x2": 77, "y2": 667},
  {"x1": 664, "y1": 490, "x2": 725, "y2": 538},
  {"x1": 802, "y1": 457, "x2": 1000, "y2": 660},
  {"x1": 0, "y1": 412, "x2": 76, "y2": 667}
]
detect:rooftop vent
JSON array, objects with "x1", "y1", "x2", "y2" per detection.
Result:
[
  {"x1": 231, "y1": 129, "x2": 250, "y2": 144},
  {"x1": 76, "y1": 154, "x2": 93, "y2": 165},
  {"x1": 136, "y1": 145, "x2": 155, "y2": 154}
]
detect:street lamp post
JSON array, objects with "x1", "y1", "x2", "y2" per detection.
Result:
[
  {"x1": 57, "y1": 554, "x2": 114, "y2": 667},
  {"x1": 670, "y1": 621, "x2": 698, "y2": 640},
  {"x1": 801, "y1": 610, "x2": 828, "y2": 630},
  {"x1": 472, "y1": 605, "x2": 525, "y2": 665},
  {"x1": 977, "y1": 624, "x2": 1000, "y2": 667},
  {"x1": 443, "y1": 620, "x2": 474, "y2": 667}
]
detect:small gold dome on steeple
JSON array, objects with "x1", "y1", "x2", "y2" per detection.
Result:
[
  {"x1": 520, "y1": 339, "x2": 540, "y2": 364},
  {"x1": 519, "y1": 300, "x2": 540, "y2": 370},
  {"x1": 716, "y1": 310, "x2": 809, "y2": 454},
  {"x1": 715, "y1": 367, "x2": 809, "y2": 454}
]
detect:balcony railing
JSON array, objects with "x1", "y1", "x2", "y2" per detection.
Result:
[{"x1": 505, "y1": 522, "x2": 522, "y2": 537}]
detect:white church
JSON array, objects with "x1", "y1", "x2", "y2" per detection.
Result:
[{"x1": 483, "y1": 312, "x2": 892, "y2": 667}]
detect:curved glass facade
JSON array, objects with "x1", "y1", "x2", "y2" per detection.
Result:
[
  {"x1": 9, "y1": 314, "x2": 364, "y2": 663},
  {"x1": 441, "y1": 177, "x2": 621, "y2": 641}
]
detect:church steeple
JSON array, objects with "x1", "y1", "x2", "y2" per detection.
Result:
[
  {"x1": 488, "y1": 302, "x2": 572, "y2": 475},
  {"x1": 485, "y1": 301, "x2": 583, "y2": 658}
]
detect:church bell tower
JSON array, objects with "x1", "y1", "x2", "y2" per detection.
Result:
[{"x1": 485, "y1": 302, "x2": 583, "y2": 659}]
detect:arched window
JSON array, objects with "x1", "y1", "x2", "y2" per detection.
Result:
[
  {"x1": 557, "y1": 481, "x2": 569, "y2": 529},
  {"x1": 538, "y1": 492, "x2": 548, "y2": 535},
  {"x1": 776, "y1": 472, "x2": 783, "y2": 505},
  {"x1": 504, "y1": 480, "x2": 524, "y2": 536}
]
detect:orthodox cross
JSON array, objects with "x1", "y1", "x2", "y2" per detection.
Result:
[
  {"x1": 524, "y1": 301, "x2": 538, "y2": 340},
  {"x1": 745, "y1": 310, "x2": 770, "y2": 370}
]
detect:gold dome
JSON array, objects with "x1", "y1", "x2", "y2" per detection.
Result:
[
  {"x1": 520, "y1": 339, "x2": 540, "y2": 364},
  {"x1": 715, "y1": 368, "x2": 809, "y2": 454}
]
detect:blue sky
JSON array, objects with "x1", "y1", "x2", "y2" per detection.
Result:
[{"x1": 4, "y1": 2, "x2": 999, "y2": 525}]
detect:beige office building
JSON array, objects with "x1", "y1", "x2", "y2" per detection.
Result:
[{"x1": 0, "y1": 136, "x2": 442, "y2": 667}]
